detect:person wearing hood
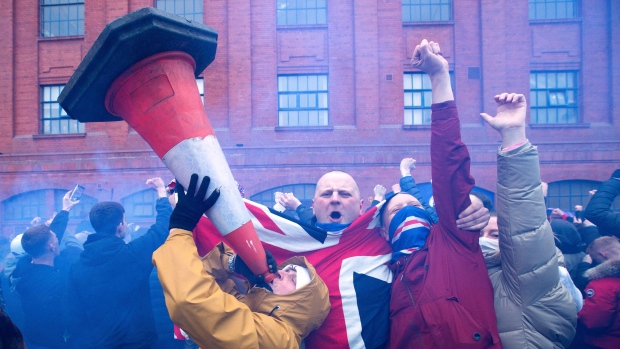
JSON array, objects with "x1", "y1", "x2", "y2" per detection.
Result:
[
  {"x1": 153, "y1": 174, "x2": 330, "y2": 349},
  {"x1": 551, "y1": 219, "x2": 586, "y2": 274},
  {"x1": 477, "y1": 93, "x2": 577, "y2": 348},
  {"x1": 381, "y1": 39, "x2": 501, "y2": 348},
  {"x1": 11, "y1": 191, "x2": 79, "y2": 349},
  {"x1": 65, "y1": 177, "x2": 172, "y2": 349},
  {"x1": 576, "y1": 236, "x2": 620, "y2": 348}
]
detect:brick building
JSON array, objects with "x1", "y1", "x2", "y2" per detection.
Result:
[{"x1": 0, "y1": 0, "x2": 618, "y2": 238}]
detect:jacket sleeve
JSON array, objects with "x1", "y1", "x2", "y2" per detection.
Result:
[
  {"x1": 584, "y1": 178, "x2": 620, "y2": 238},
  {"x1": 430, "y1": 101, "x2": 477, "y2": 251},
  {"x1": 578, "y1": 279, "x2": 618, "y2": 329},
  {"x1": 496, "y1": 142, "x2": 560, "y2": 306},
  {"x1": 295, "y1": 205, "x2": 316, "y2": 226},
  {"x1": 399, "y1": 176, "x2": 438, "y2": 224},
  {"x1": 49, "y1": 210, "x2": 70, "y2": 243},
  {"x1": 153, "y1": 229, "x2": 300, "y2": 349},
  {"x1": 128, "y1": 198, "x2": 172, "y2": 267}
]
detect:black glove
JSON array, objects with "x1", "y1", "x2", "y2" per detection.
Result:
[
  {"x1": 231, "y1": 250, "x2": 277, "y2": 291},
  {"x1": 169, "y1": 174, "x2": 220, "y2": 231}
]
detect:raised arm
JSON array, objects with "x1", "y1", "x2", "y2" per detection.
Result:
[
  {"x1": 481, "y1": 93, "x2": 560, "y2": 304},
  {"x1": 398, "y1": 158, "x2": 438, "y2": 224},
  {"x1": 48, "y1": 191, "x2": 79, "y2": 243},
  {"x1": 412, "y1": 40, "x2": 476, "y2": 250}
]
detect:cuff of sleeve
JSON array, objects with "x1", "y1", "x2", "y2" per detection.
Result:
[
  {"x1": 498, "y1": 140, "x2": 531, "y2": 157},
  {"x1": 431, "y1": 100, "x2": 456, "y2": 111}
]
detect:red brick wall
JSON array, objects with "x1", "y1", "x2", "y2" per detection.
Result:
[{"x1": 0, "y1": 0, "x2": 618, "y2": 239}]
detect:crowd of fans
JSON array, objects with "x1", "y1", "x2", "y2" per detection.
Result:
[{"x1": 1, "y1": 39, "x2": 619, "y2": 349}]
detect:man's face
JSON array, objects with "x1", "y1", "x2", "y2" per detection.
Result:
[
  {"x1": 312, "y1": 172, "x2": 363, "y2": 225},
  {"x1": 380, "y1": 193, "x2": 423, "y2": 239},
  {"x1": 480, "y1": 216, "x2": 499, "y2": 240},
  {"x1": 269, "y1": 268, "x2": 298, "y2": 295}
]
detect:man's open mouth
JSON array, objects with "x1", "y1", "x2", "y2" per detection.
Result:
[{"x1": 330, "y1": 212, "x2": 342, "y2": 219}]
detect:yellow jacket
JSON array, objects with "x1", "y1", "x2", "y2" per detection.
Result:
[{"x1": 152, "y1": 228, "x2": 330, "y2": 349}]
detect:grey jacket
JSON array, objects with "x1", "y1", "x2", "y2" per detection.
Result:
[{"x1": 484, "y1": 142, "x2": 577, "y2": 349}]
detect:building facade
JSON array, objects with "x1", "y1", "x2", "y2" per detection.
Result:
[{"x1": 0, "y1": 0, "x2": 618, "y2": 238}]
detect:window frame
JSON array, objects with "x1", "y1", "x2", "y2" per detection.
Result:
[
  {"x1": 277, "y1": 74, "x2": 329, "y2": 127},
  {"x1": 155, "y1": 0, "x2": 204, "y2": 23},
  {"x1": 40, "y1": 0, "x2": 84, "y2": 38},
  {"x1": 529, "y1": 71, "x2": 579, "y2": 124},
  {"x1": 276, "y1": 0, "x2": 327, "y2": 26},
  {"x1": 403, "y1": 71, "x2": 454, "y2": 126},
  {"x1": 528, "y1": 0, "x2": 579, "y2": 21},
  {"x1": 40, "y1": 85, "x2": 85, "y2": 135},
  {"x1": 402, "y1": 0, "x2": 453, "y2": 23}
]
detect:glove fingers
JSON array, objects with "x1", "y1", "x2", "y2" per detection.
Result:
[
  {"x1": 202, "y1": 188, "x2": 220, "y2": 212},
  {"x1": 195, "y1": 176, "x2": 211, "y2": 203},
  {"x1": 186, "y1": 173, "x2": 200, "y2": 198},
  {"x1": 265, "y1": 250, "x2": 277, "y2": 274}
]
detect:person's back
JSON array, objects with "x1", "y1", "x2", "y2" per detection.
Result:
[{"x1": 66, "y1": 179, "x2": 172, "y2": 349}]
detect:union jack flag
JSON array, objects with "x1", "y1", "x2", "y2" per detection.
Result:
[{"x1": 194, "y1": 199, "x2": 393, "y2": 349}]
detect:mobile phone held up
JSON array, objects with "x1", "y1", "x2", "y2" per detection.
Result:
[{"x1": 70, "y1": 184, "x2": 85, "y2": 202}]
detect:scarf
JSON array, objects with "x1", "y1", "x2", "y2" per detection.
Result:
[{"x1": 388, "y1": 206, "x2": 432, "y2": 261}]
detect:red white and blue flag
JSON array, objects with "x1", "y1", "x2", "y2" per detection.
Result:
[{"x1": 193, "y1": 199, "x2": 393, "y2": 349}]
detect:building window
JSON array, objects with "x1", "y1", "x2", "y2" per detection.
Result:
[
  {"x1": 530, "y1": 71, "x2": 578, "y2": 124},
  {"x1": 402, "y1": 0, "x2": 452, "y2": 22},
  {"x1": 404, "y1": 72, "x2": 453, "y2": 125},
  {"x1": 548, "y1": 180, "x2": 619, "y2": 212},
  {"x1": 41, "y1": 85, "x2": 85, "y2": 134},
  {"x1": 250, "y1": 184, "x2": 316, "y2": 219},
  {"x1": 122, "y1": 189, "x2": 158, "y2": 219},
  {"x1": 197, "y1": 78, "x2": 204, "y2": 104},
  {"x1": 2, "y1": 191, "x2": 47, "y2": 222},
  {"x1": 529, "y1": 0, "x2": 578, "y2": 20},
  {"x1": 156, "y1": 0, "x2": 203, "y2": 23},
  {"x1": 277, "y1": 0, "x2": 327, "y2": 25},
  {"x1": 40, "y1": 0, "x2": 84, "y2": 37},
  {"x1": 278, "y1": 74, "x2": 328, "y2": 127}
]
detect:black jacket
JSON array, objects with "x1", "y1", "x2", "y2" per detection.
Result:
[
  {"x1": 585, "y1": 177, "x2": 620, "y2": 238},
  {"x1": 11, "y1": 210, "x2": 73, "y2": 348},
  {"x1": 66, "y1": 198, "x2": 172, "y2": 349}
]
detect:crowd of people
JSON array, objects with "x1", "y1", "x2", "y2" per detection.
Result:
[{"x1": 0, "y1": 39, "x2": 619, "y2": 349}]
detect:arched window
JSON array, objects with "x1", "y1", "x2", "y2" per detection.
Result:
[
  {"x1": 2, "y1": 190, "x2": 47, "y2": 222},
  {"x1": 251, "y1": 184, "x2": 316, "y2": 218},
  {"x1": 548, "y1": 180, "x2": 620, "y2": 211},
  {"x1": 122, "y1": 189, "x2": 159, "y2": 219}
]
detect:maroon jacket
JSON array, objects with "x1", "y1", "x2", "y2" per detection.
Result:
[
  {"x1": 579, "y1": 259, "x2": 620, "y2": 349},
  {"x1": 389, "y1": 101, "x2": 502, "y2": 348}
]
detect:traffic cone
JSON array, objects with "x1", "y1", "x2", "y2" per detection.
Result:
[{"x1": 105, "y1": 52, "x2": 273, "y2": 281}]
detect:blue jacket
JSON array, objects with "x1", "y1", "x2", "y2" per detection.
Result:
[{"x1": 66, "y1": 198, "x2": 171, "y2": 349}]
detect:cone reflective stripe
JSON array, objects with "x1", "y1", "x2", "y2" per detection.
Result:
[{"x1": 105, "y1": 51, "x2": 274, "y2": 282}]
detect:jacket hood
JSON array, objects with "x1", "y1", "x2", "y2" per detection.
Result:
[
  {"x1": 584, "y1": 259, "x2": 620, "y2": 281},
  {"x1": 244, "y1": 256, "x2": 330, "y2": 340},
  {"x1": 551, "y1": 220, "x2": 582, "y2": 254},
  {"x1": 79, "y1": 233, "x2": 125, "y2": 266}
]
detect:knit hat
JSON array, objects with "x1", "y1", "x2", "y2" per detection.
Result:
[
  {"x1": 282, "y1": 264, "x2": 311, "y2": 290},
  {"x1": 10, "y1": 234, "x2": 26, "y2": 258},
  {"x1": 551, "y1": 220, "x2": 582, "y2": 254}
]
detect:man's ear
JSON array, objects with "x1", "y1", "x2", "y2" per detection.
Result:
[
  {"x1": 380, "y1": 227, "x2": 389, "y2": 241},
  {"x1": 359, "y1": 199, "x2": 364, "y2": 215}
]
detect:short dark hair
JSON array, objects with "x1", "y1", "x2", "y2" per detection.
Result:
[
  {"x1": 21, "y1": 225, "x2": 52, "y2": 258},
  {"x1": 90, "y1": 202, "x2": 125, "y2": 235},
  {"x1": 470, "y1": 192, "x2": 494, "y2": 212}
]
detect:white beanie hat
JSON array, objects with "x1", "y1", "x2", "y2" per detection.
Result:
[
  {"x1": 10, "y1": 234, "x2": 26, "y2": 257},
  {"x1": 282, "y1": 264, "x2": 312, "y2": 290}
]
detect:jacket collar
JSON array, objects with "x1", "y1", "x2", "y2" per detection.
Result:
[{"x1": 585, "y1": 259, "x2": 620, "y2": 281}]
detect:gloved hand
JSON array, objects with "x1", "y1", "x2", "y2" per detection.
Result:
[
  {"x1": 169, "y1": 174, "x2": 220, "y2": 231},
  {"x1": 230, "y1": 250, "x2": 277, "y2": 291}
]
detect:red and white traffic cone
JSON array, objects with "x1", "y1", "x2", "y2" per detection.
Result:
[{"x1": 105, "y1": 51, "x2": 274, "y2": 282}]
